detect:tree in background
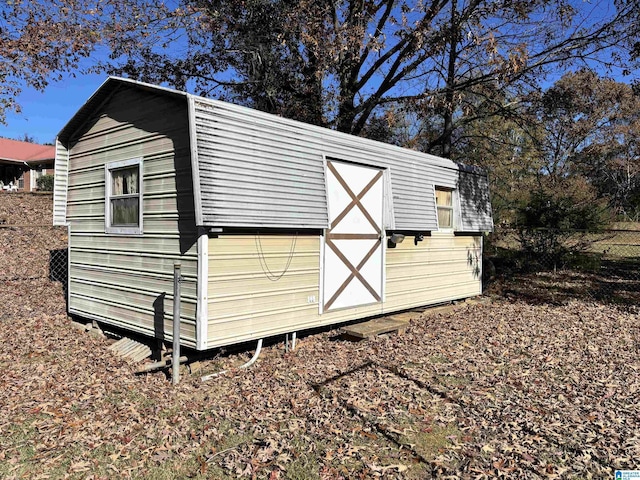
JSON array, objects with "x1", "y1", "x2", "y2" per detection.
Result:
[
  {"x1": 0, "y1": 0, "x2": 112, "y2": 124},
  {"x1": 523, "y1": 70, "x2": 640, "y2": 220},
  {"x1": 455, "y1": 103, "x2": 541, "y2": 226},
  {"x1": 1, "y1": 0, "x2": 638, "y2": 160},
  {"x1": 101, "y1": 0, "x2": 639, "y2": 157},
  {"x1": 455, "y1": 69, "x2": 640, "y2": 225},
  {"x1": 514, "y1": 177, "x2": 611, "y2": 269}
]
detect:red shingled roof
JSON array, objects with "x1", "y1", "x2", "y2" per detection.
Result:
[{"x1": 0, "y1": 138, "x2": 55, "y2": 163}]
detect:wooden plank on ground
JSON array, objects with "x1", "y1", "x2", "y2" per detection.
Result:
[
  {"x1": 341, "y1": 297, "x2": 491, "y2": 340},
  {"x1": 342, "y1": 317, "x2": 409, "y2": 339},
  {"x1": 421, "y1": 303, "x2": 458, "y2": 316},
  {"x1": 386, "y1": 312, "x2": 416, "y2": 323}
]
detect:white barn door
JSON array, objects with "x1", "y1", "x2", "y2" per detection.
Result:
[{"x1": 323, "y1": 160, "x2": 384, "y2": 311}]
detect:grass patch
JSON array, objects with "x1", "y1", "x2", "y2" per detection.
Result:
[
  {"x1": 429, "y1": 355, "x2": 451, "y2": 364},
  {"x1": 402, "y1": 422, "x2": 461, "y2": 461},
  {"x1": 286, "y1": 452, "x2": 320, "y2": 480},
  {"x1": 435, "y1": 374, "x2": 470, "y2": 387},
  {"x1": 0, "y1": 422, "x2": 38, "y2": 478}
]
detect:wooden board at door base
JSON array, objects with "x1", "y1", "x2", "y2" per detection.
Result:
[{"x1": 323, "y1": 160, "x2": 384, "y2": 311}]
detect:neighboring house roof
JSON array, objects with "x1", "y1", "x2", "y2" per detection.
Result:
[{"x1": 0, "y1": 138, "x2": 55, "y2": 164}]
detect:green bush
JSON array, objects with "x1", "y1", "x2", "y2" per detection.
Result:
[
  {"x1": 36, "y1": 174, "x2": 54, "y2": 191},
  {"x1": 515, "y1": 182, "x2": 610, "y2": 270}
]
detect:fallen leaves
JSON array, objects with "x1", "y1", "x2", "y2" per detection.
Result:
[{"x1": 1, "y1": 194, "x2": 639, "y2": 478}]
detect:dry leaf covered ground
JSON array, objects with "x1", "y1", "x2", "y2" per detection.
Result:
[{"x1": 1, "y1": 194, "x2": 639, "y2": 479}]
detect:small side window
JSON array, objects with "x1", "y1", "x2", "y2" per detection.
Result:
[
  {"x1": 105, "y1": 158, "x2": 143, "y2": 235},
  {"x1": 435, "y1": 187, "x2": 454, "y2": 230}
]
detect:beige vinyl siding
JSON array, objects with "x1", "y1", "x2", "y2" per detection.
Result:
[
  {"x1": 65, "y1": 87, "x2": 199, "y2": 347},
  {"x1": 206, "y1": 234, "x2": 481, "y2": 348}
]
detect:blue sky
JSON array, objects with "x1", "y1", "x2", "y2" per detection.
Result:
[
  {"x1": 0, "y1": 0, "x2": 633, "y2": 145},
  {"x1": 3, "y1": 66, "x2": 632, "y2": 146},
  {"x1": 0, "y1": 73, "x2": 107, "y2": 144}
]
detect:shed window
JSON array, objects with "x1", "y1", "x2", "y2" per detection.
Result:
[
  {"x1": 435, "y1": 187, "x2": 454, "y2": 229},
  {"x1": 105, "y1": 158, "x2": 143, "y2": 234}
]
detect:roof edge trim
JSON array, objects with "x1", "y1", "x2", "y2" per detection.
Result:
[{"x1": 187, "y1": 94, "x2": 204, "y2": 226}]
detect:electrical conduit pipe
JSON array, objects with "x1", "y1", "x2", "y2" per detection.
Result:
[{"x1": 201, "y1": 339, "x2": 263, "y2": 382}]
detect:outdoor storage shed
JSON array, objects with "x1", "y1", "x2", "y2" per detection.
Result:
[{"x1": 53, "y1": 77, "x2": 493, "y2": 351}]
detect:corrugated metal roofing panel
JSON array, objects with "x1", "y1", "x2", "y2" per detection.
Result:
[
  {"x1": 193, "y1": 98, "x2": 329, "y2": 228},
  {"x1": 192, "y1": 97, "x2": 472, "y2": 231},
  {"x1": 458, "y1": 170, "x2": 494, "y2": 231}
]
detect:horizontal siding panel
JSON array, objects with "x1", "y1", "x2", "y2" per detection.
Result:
[
  {"x1": 206, "y1": 234, "x2": 482, "y2": 348},
  {"x1": 69, "y1": 297, "x2": 197, "y2": 347},
  {"x1": 70, "y1": 250, "x2": 197, "y2": 276},
  {"x1": 67, "y1": 177, "x2": 181, "y2": 202},
  {"x1": 61, "y1": 86, "x2": 199, "y2": 348},
  {"x1": 63, "y1": 218, "x2": 188, "y2": 235},
  {"x1": 69, "y1": 278, "x2": 197, "y2": 311},
  {"x1": 71, "y1": 266, "x2": 197, "y2": 298},
  {"x1": 383, "y1": 285, "x2": 481, "y2": 310},
  {"x1": 70, "y1": 234, "x2": 184, "y2": 252},
  {"x1": 193, "y1": 97, "x2": 482, "y2": 231},
  {"x1": 53, "y1": 139, "x2": 69, "y2": 225},
  {"x1": 68, "y1": 155, "x2": 184, "y2": 181},
  {"x1": 66, "y1": 195, "x2": 185, "y2": 217},
  {"x1": 208, "y1": 258, "x2": 318, "y2": 278},
  {"x1": 69, "y1": 137, "x2": 178, "y2": 170},
  {"x1": 208, "y1": 272, "x2": 317, "y2": 299}
]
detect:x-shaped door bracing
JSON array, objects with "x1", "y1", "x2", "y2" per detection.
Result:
[{"x1": 323, "y1": 161, "x2": 383, "y2": 311}]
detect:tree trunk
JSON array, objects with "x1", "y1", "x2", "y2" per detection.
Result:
[
  {"x1": 336, "y1": 94, "x2": 357, "y2": 134},
  {"x1": 441, "y1": 1, "x2": 458, "y2": 159}
]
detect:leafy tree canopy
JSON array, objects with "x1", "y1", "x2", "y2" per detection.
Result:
[
  {"x1": 99, "y1": 0, "x2": 639, "y2": 157},
  {"x1": 0, "y1": 0, "x2": 112, "y2": 124}
]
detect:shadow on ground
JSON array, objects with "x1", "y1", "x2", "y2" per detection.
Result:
[{"x1": 486, "y1": 257, "x2": 640, "y2": 309}]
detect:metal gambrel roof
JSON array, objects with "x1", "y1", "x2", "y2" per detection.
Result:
[
  {"x1": 56, "y1": 77, "x2": 493, "y2": 232},
  {"x1": 190, "y1": 94, "x2": 492, "y2": 231}
]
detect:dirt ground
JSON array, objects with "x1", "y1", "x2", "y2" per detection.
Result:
[{"x1": 1, "y1": 194, "x2": 639, "y2": 479}]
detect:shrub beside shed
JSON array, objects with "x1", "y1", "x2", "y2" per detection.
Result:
[{"x1": 53, "y1": 77, "x2": 493, "y2": 350}]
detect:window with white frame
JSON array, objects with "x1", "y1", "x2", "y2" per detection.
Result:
[
  {"x1": 105, "y1": 158, "x2": 143, "y2": 234},
  {"x1": 435, "y1": 187, "x2": 454, "y2": 230}
]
